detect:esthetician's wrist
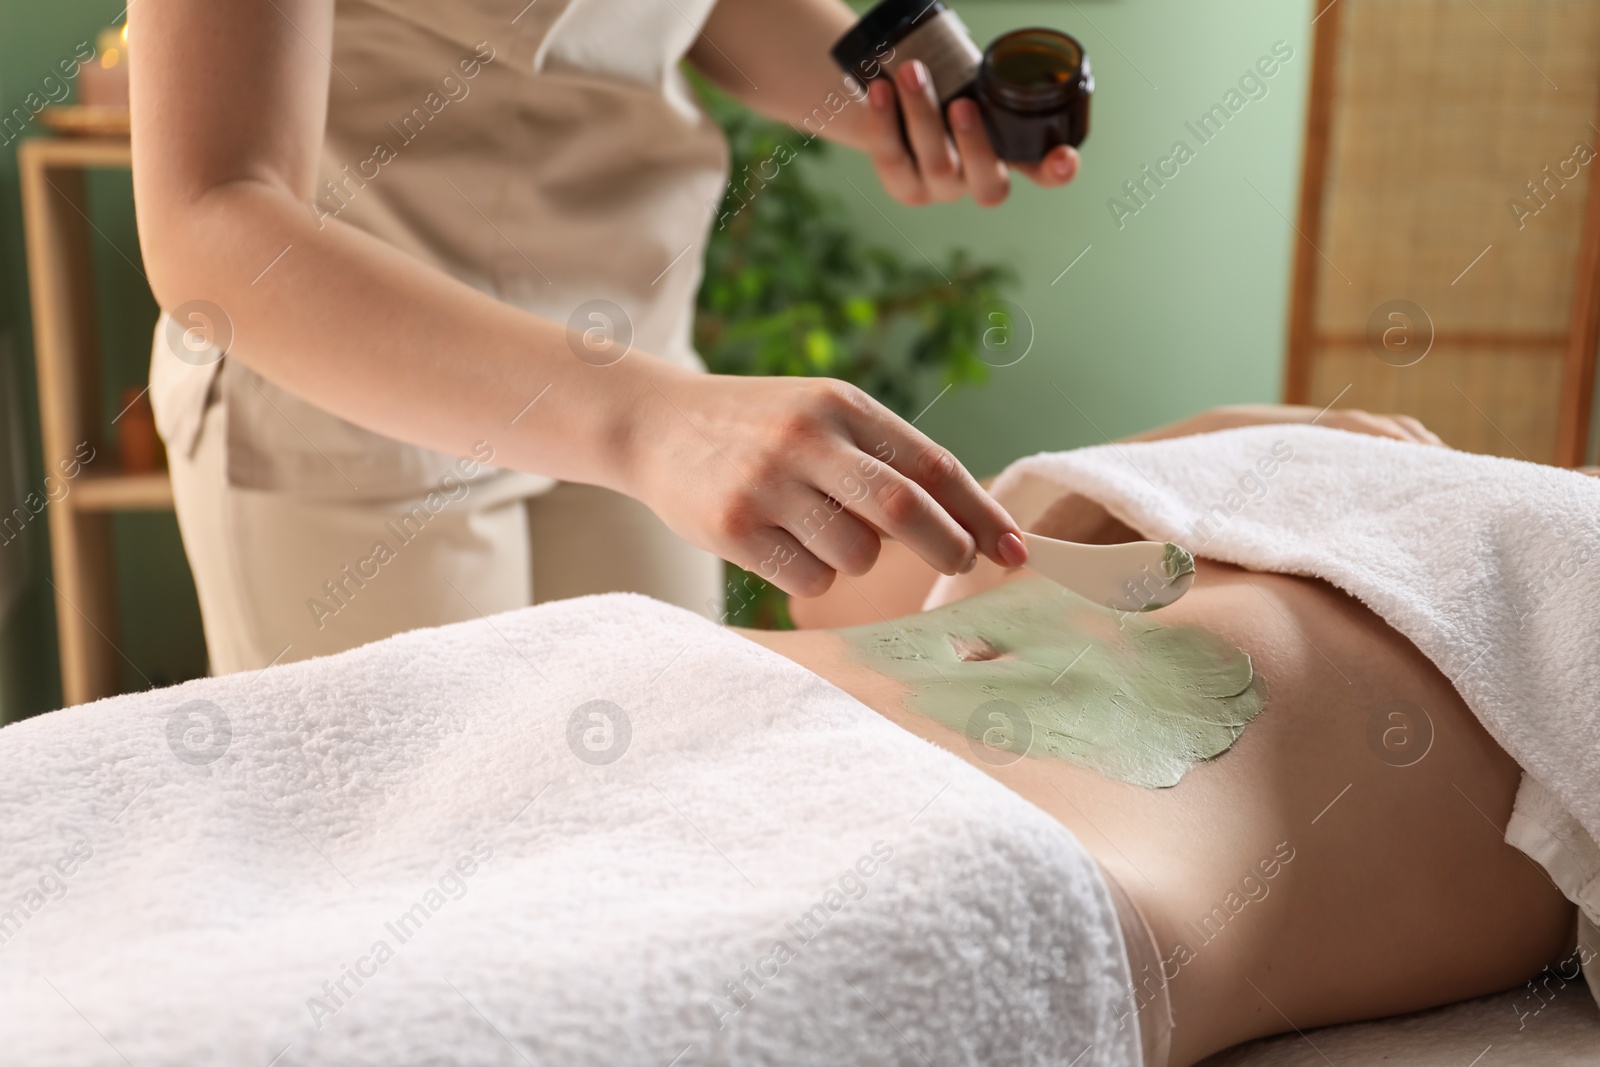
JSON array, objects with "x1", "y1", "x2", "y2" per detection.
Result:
[{"x1": 592, "y1": 357, "x2": 698, "y2": 503}]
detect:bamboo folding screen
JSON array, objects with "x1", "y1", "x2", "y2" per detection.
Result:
[{"x1": 1287, "y1": 0, "x2": 1600, "y2": 465}]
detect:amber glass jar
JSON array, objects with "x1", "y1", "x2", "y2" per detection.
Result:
[
  {"x1": 976, "y1": 29, "x2": 1092, "y2": 163},
  {"x1": 831, "y1": 3, "x2": 1092, "y2": 164}
]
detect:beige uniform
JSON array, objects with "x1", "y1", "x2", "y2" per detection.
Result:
[{"x1": 151, "y1": 0, "x2": 729, "y2": 673}]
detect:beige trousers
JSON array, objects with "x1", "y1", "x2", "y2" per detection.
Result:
[{"x1": 169, "y1": 404, "x2": 723, "y2": 675}]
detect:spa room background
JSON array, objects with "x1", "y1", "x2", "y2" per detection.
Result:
[{"x1": 0, "y1": 0, "x2": 1594, "y2": 721}]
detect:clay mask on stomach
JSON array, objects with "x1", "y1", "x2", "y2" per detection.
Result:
[{"x1": 836, "y1": 577, "x2": 1265, "y2": 787}]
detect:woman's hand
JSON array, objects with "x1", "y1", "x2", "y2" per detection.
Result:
[
  {"x1": 687, "y1": 0, "x2": 1077, "y2": 209},
  {"x1": 1128, "y1": 405, "x2": 1447, "y2": 447},
  {"x1": 861, "y1": 61, "x2": 1079, "y2": 207},
  {"x1": 620, "y1": 367, "x2": 1028, "y2": 598}
]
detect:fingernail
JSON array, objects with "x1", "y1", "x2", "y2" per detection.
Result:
[
  {"x1": 997, "y1": 531, "x2": 1027, "y2": 567},
  {"x1": 1052, "y1": 150, "x2": 1075, "y2": 179},
  {"x1": 901, "y1": 59, "x2": 928, "y2": 91},
  {"x1": 959, "y1": 553, "x2": 977, "y2": 574},
  {"x1": 870, "y1": 79, "x2": 893, "y2": 110},
  {"x1": 950, "y1": 99, "x2": 976, "y2": 130}
]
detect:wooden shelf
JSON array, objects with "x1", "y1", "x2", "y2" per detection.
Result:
[
  {"x1": 19, "y1": 135, "x2": 131, "y2": 170},
  {"x1": 38, "y1": 105, "x2": 131, "y2": 139},
  {"x1": 19, "y1": 126, "x2": 147, "y2": 705},
  {"x1": 72, "y1": 472, "x2": 174, "y2": 512}
]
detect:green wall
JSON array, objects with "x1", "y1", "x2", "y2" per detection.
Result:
[{"x1": 813, "y1": 0, "x2": 1313, "y2": 476}]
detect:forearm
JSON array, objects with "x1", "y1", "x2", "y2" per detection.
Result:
[
  {"x1": 1119, "y1": 412, "x2": 1227, "y2": 444},
  {"x1": 139, "y1": 179, "x2": 670, "y2": 491},
  {"x1": 691, "y1": 0, "x2": 883, "y2": 153},
  {"x1": 1120, "y1": 405, "x2": 1447, "y2": 447}
]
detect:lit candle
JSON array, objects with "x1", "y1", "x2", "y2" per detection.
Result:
[{"x1": 78, "y1": 23, "x2": 129, "y2": 108}]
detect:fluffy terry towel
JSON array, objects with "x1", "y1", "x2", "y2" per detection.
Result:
[
  {"x1": 0, "y1": 595, "x2": 1139, "y2": 1066},
  {"x1": 930, "y1": 425, "x2": 1600, "y2": 941}
]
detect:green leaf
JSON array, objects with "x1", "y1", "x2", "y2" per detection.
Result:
[
  {"x1": 843, "y1": 296, "x2": 876, "y2": 327},
  {"x1": 804, "y1": 328, "x2": 834, "y2": 370}
]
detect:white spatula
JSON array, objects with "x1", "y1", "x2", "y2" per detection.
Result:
[{"x1": 1021, "y1": 532, "x2": 1196, "y2": 612}]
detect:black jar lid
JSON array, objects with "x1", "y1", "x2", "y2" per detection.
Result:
[{"x1": 831, "y1": 0, "x2": 952, "y2": 80}]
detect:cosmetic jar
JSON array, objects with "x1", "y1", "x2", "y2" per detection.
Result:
[
  {"x1": 831, "y1": 2, "x2": 1092, "y2": 164},
  {"x1": 975, "y1": 28, "x2": 1092, "y2": 162},
  {"x1": 830, "y1": 0, "x2": 983, "y2": 107}
]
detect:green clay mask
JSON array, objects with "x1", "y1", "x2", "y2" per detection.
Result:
[
  {"x1": 838, "y1": 577, "x2": 1264, "y2": 787},
  {"x1": 1162, "y1": 543, "x2": 1195, "y2": 581}
]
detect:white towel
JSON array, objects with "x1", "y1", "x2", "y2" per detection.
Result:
[
  {"x1": 930, "y1": 425, "x2": 1600, "y2": 935},
  {"x1": 0, "y1": 594, "x2": 1139, "y2": 1066}
]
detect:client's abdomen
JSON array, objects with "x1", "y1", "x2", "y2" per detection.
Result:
[
  {"x1": 765, "y1": 562, "x2": 1575, "y2": 1066},
  {"x1": 955, "y1": 566, "x2": 1572, "y2": 1063}
]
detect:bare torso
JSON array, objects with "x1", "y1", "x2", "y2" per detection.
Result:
[{"x1": 738, "y1": 501, "x2": 1573, "y2": 1066}]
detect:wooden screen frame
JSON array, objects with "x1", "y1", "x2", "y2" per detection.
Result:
[{"x1": 1284, "y1": 0, "x2": 1600, "y2": 467}]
